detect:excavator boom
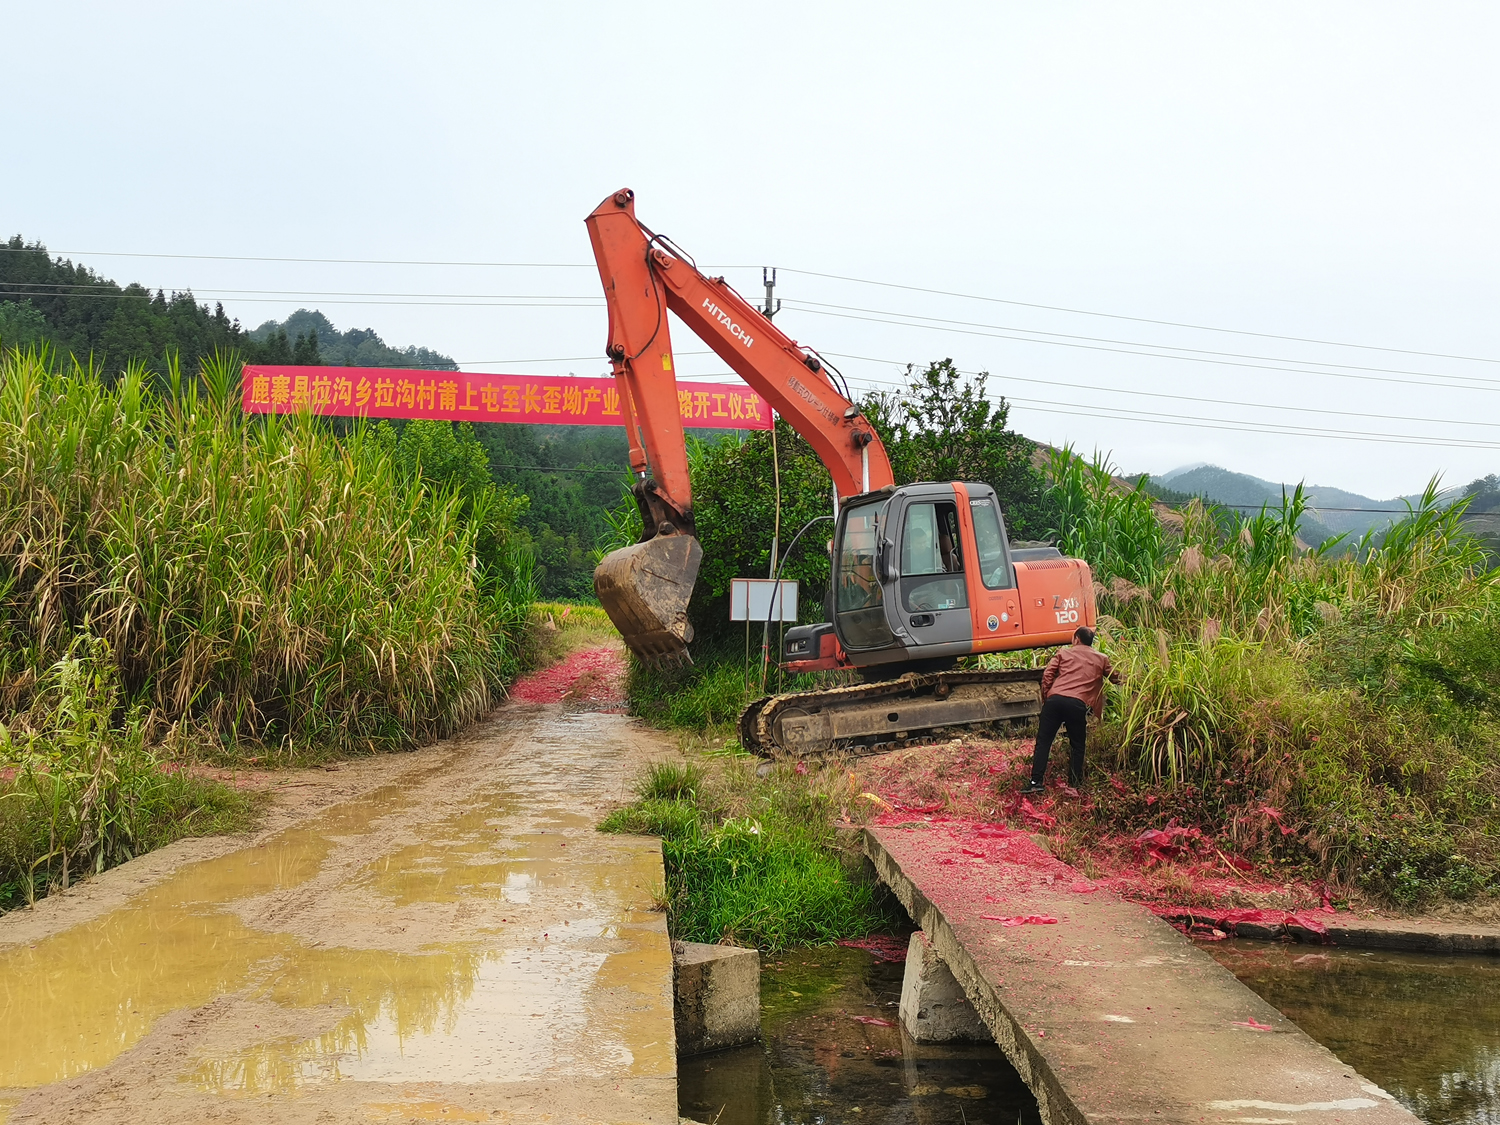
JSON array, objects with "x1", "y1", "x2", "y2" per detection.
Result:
[{"x1": 586, "y1": 188, "x2": 893, "y2": 662}]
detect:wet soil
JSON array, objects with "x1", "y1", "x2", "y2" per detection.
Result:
[
  {"x1": 1210, "y1": 941, "x2": 1500, "y2": 1125},
  {"x1": 680, "y1": 944, "x2": 1040, "y2": 1124},
  {"x1": 0, "y1": 669, "x2": 680, "y2": 1124}
]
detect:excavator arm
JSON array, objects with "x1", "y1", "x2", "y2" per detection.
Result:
[{"x1": 587, "y1": 188, "x2": 895, "y2": 662}]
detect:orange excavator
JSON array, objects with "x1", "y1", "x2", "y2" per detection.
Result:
[{"x1": 586, "y1": 189, "x2": 1096, "y2": 755}]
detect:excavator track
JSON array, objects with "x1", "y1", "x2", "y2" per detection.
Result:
[{"x1": 739, "y1": 668, "x2": 1044, "y2": 758}]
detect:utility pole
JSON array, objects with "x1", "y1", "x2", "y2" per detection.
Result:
[
  {"x1": 762, "y1": 267, "x2": 782, "y2": 685},
  {"x1": 762, "y1": 267, "x2": 781, "y2": 321}
]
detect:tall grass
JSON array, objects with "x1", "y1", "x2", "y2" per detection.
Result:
[
  {"x1": 1046, "y1": 448, "x2": 1500, "y2": 904},
  {"x1": 0, "y1": 348, "x2": 535, "y2": 755},
  {"x1": 1, "y1": 636, "x2": 257, "y2": 908}
]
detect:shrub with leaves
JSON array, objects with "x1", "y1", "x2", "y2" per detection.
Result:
[{"x1": 1, "y1": 637, "x2": 254, "y2": 908}]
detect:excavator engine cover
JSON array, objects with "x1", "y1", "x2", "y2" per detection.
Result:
[{"x1": 593, "y1": 534, "x2": 703, "y2": 664}]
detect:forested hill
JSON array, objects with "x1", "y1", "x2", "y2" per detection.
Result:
[
  {"x1": 0, "y1": 237, "x2": 454, "y2": 372},
  {"x1": 248, "y1": 309, "x2": 456, "y2": 370}
]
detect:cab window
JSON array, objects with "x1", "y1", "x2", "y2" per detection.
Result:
[
  {"x1": 900, "y1": 501, "x2": 967, "y2": 612},
  {"x1": 835, "y1": 499, "x2": 895, "y2": 649},
  {"x1": 969, "y1": 498, "x2": 1012, "y2": 590}
]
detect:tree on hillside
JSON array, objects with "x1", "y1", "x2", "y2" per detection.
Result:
[{"x1": 861, "y1": 359, "x2": 1059, "y2": 541}]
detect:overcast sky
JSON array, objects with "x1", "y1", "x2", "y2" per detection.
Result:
[{"x1": 7, "y1": 2, "x2": 1498, "y2": 498}]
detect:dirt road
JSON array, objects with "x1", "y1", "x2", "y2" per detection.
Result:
[{"x1": 0, "y1": 690, "x2": 680, "y2": 1124}]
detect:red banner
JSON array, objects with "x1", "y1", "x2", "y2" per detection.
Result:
[{"x1": 240, "y1": 365, "x2": 771, "y2": 430}]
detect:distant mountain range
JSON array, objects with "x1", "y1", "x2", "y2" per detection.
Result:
[{"x1": 1145, "y1": 464, "x2": 1445, "y2": 547}]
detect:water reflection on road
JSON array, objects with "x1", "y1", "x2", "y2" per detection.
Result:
[
  {"x1": 1210, "y1": 940, "x2": 1500, "y2": 1125},
  {"x1": 679, "y1": 944, "x2": 1041, "y2": 1125}
]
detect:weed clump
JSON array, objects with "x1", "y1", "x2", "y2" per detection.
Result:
[
  {"x1": 0, "y1": 637, "x2": 256, "y2": 910},
  {"x1": 601, "y1": 755, "x2": 894, "y2": 951}
]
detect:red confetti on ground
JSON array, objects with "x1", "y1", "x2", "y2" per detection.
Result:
[
  {"x1": 837, "y1": 934, "x2": 911, "y2": 962},
  {"x1": 509, "y1": 646, "x2": 626, "y2": 707},
  {"x1": 854, "y1": 734, "x2": 1341, "y2": 920},
  {"x1": 1231, "y1": 1018, "x2": 1274, "y2": 1031},
  {"x1": 980, "y1": 914, "x2": 1059, "y2": 926},
  {"x1": 850, "y1": 1015, "x2": 896, "y2": 1027}
]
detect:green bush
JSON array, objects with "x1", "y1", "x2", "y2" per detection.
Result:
[
  {"x1": 601, "y1": 758, "x2": 892, "y2": 950},
  {"x1": 0, "y1": 637, "x2": 256, "y2": 908}
]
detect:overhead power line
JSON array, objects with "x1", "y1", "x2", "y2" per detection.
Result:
[
  {"x1": 0, "y1": 247, "x2": 596, "y2": 268},
  {"x1": 787, "y1": 304, "x2": 1500, "y2": 395},
  {"x1": 785, "y1": 298, "x2": 1500, "y2": 387},
  {"x1": 817, "y1": 350, "x2": 1500, "y2": 431},
  {"x1": 778, "y1": 267, "x2": 1500, "y2": 366},
  {"x1": 8, "y1": 245, "x2": 1495, "y2": 366}
]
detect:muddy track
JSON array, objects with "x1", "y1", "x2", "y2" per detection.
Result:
[{"x1": 0, "y1": 701, "x2": 681, "y2": 1125}]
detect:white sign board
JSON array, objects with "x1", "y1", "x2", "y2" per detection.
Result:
[{"x1": 730, "y1": 579, "x2": 799, "y2": 622}]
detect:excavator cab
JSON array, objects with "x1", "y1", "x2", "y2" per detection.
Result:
[{"x1": 781, "y1": 482, "x2": 1096, "y2": 675}]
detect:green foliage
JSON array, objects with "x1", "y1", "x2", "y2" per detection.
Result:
[
  {"x1": 0, "y1": 637, "x2": 257, "y2": 910},
  {"x1": 0, "y1": 301, "x2": 49, "y2": 350},
  {"x1": 1046, "y1": 447, "x2": 1168, "y2": 586},
  {"x1": 627, "y1": 661, "x2": 760, "y2": 731},
  {"x1": 637, "y1": 759, "x2": 703, "y2": 802},
  {"x1": 249, "y1": 309, "x2": 457, "y2": 370},
  {"x1": 600, "y1": 757, "x2": 892, "y2": 950},
  {"x1": 1048, "y1": 447, "x2": 1500, "y2": 906},
  {"x1": 863, "y1": 359, "x2": 1059, "y2": 540},
  {"x1": 0, "y1": 347, "x2": 534, "y2": 753},
  {"x1": 475, "y1": 423, "x2": 632, "y2": 600}
]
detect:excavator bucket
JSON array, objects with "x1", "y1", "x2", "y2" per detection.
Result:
[{"x1": 593, "y1": 534, "x2": 703, "y2": 665}]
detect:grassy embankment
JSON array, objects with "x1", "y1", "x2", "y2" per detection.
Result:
[
  {"x1": 0, "y1": 348, "x2": 536, "y2": 909},
  {"x1": 1025, "y1": 450, "x2": 1499, "y2": 908}
]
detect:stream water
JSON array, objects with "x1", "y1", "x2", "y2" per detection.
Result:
[
  {"x1": 1209, "y1": 941, "x2": 1500, "y2": 1125},
  {"x1": 678, "y1": 944, "x2": 1040, "y2": 1124}
]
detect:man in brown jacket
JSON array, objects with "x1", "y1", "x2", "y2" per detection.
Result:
[{"x1": 1021, "y1": 626, "x2": 1120, "y2": 795}]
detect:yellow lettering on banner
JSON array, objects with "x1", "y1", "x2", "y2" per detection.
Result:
[
  {"x1": 312, "y1": 375, "x2": 332, "y2": 407},
  {"x1": 582, "y1": 386, "x2": 601, "y2": 413},
  {"x1": 602, "y1": 387, "x2": 621, "y2": 416},
  {"x1": 291, "y1": 375, "x2": 310, "y2": 407},
  {"x1": 501, "y1": 385, "x2": 521, "y2": 413},
  {"x1": 418, "y1": 381, "x2": 437, "y2": 411},
  {"x1": 728, "y1": 393, "x2": 744, "y2": 421},
  {"x1": 438, "y1": 381, "x2": 458, "y2": 411},
  {"x1": 271, "y1": 374, "x2": 290, "y2": 405},
  {"x1": 524, "y1": 384, "x2": 543, "y2": 414},
  {"x1": 542, "y1": 387, "x2": 562, "y2": 414},
  {"x1": 693, "y1": 391, "x2": 710, "y2": 418},
  {"x1": 562, "y1": 386, "x2": 583, "y2": 415},
  {"x1": 459, "y1": 383, "x2": 479, "y2": 411},
  {"x1": 374, "y1": 378, "x2": 395, "y2": 408},
  {"x1": 250, "y1": 373, "x2": 270, "y2": 404},
  {"x1": 356, "y1": 378, "x2": 372, "y2": 408},
  {"x1": 711, "y1": 393, "x2": 728, "y2": 418},
  {"x1": 333, "y1": 377, "x2": 353, "y2": 407},
  {"x1": 743, "y1": 394, "x2": 763, "y2": 422},
  {"x1": 481, "y1": 384, "x2": 500, "y2": 412},
  {"x1": 397, "y1": 380, "x2": 416, "y2": 409},
  {"x1": 677, "y1": 389, "x2": 693, "y2": 418}
]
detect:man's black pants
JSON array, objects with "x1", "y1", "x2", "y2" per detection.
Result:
[{"x1": 1030, "y1": 694, "x2": 1090, "y2": 787}]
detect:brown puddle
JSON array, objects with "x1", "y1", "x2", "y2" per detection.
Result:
[{"x1": 0, "y1": 711, "x2": 675, "y2": 1114}]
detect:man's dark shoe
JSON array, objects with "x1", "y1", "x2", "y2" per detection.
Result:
[{"x1": 1019, "y1": 782, "x2": 1045, "y2": 796}]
